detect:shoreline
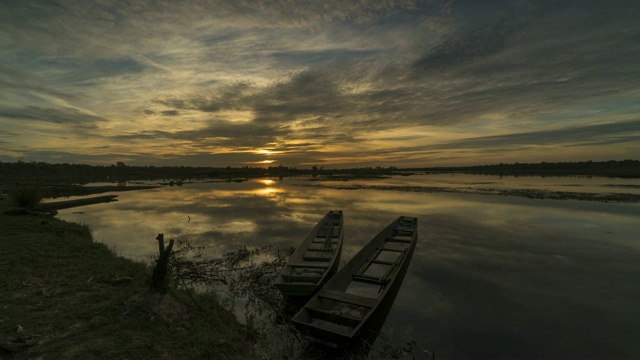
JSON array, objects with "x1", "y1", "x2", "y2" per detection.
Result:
[{"x1": 0, "y1": 196, "x2": 253, "y2": 359}]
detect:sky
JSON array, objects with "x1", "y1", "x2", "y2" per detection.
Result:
[{"x1": 1, "y1": 0, "x2": 639, "y2": 168}]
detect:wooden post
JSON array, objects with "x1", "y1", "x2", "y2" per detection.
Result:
[
  {"x1": 151, "y1": 233, "x2": 174, "y2": 293},
  {"x1": 157, "y1": 233, "x2": 165, "y2": 257}
]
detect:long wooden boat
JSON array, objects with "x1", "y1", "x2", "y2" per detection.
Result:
[
  {"x1": 291, "y1": 216, "x2": 418, "y2": 347},
  {"x1": 275, "y1": 210, "x2": 344, "y2": 297}
]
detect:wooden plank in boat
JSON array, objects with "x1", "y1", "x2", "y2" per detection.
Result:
[
  {"x1": 318, "y1": 290, "x2": 378, "y2": 308},
  {"x1": 303, "y1": 255, "x2": 332, "y2": 261},
  {"x1": 288, "y1": 263, "x2": 329, "y2": 269},
  {"x1": 371, "y1": 259, "x2": 394, "y2": 265},
  {"x1": 352, "y1": 273, "x2": 388, "y2": 285},
  {"x1": 305, "y1": 306, "x2": 363, "y2": 328}
]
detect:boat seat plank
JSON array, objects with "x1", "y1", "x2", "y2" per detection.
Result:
[
  {"x1": 371, "y1": 259, "x2": 394, "y2": 265},
  {"x1": 386, "y1": 237, "x2": 412, "y2": 243},
  {"x1": 297, "y1": 318, "x2": 355, "y2": 338},
  {"x1": 393, "y1": 230, "x2": 414, "y2": 237},
  {"x1": 318, "y1": 290, "x2": 378, "y2": 308},
  {"x1": 288, "y1": 263, "x2": 329, "y2": 269},
  {"x1": 306, "y1": 248, "x2": 335, "y2": 252},
  {"x1": 303, "y1": 255, "x2": 331, "y2": 261},
  {"x1": 381, "y1": 247, "x2": 403, "y2": 252},
  {"x1": 305, "y1": 306, "x2": 363, "y2": 328},
  {"x1": 352, "y1": 273, "x2": 389, "y2": 285}
]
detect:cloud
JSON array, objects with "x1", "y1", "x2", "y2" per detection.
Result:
[
  {"x1": 93, "y1": 58, "x2": 146, "y2": 76},
  {"x1": 160, "y1": 110, "x2": 179, "y2": 117},
  {"x1": 414, "y1": 7, "x2": 528, "y2": 71},
  {"x1": 153, "y1": 82, "x2": 256, "y2": 113},
  {"x1": 0, "y1": 106, "x2": 106, "y2": 128},
  {"x1": 1, "y1": 0, "x2": 639, "y2": 166},
  {"x1": 113, "y1": 118, "x2": 288, "y2": 149},
  {"x1": 440, "y1": 119, "x2": 640, "y2": 149}
]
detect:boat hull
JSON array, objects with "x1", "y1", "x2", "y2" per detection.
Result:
[
  {"x1": 292, "y1": 216, "x2": 418, "y2": 347},
  {"x1": 275, "y1": 210, "x2": 344, "y2": 297},
  {"x1": 275, "y1": 243, "x2": 342, "y2": 296}
]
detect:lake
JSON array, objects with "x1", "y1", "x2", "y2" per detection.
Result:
[{"x1": 54, "y1": 173, "x2": 640, "y2": 358}]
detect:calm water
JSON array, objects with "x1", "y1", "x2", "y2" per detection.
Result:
[{"x1": 54, "y1": 174, "x2": 640, "y2": 358}]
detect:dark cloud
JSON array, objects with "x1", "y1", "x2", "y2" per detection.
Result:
[
  {"x1": 437, "y1": 119, "x2": 640, "y2": 150},
  {"x1": 291, "y1": 119, "x2": 640, "y2": 165},
  {"x1": 160, "y1": 110, "x2": 179, "y2": 116},
  {"x1": 252, "y1": 71, "x2": 349, "y2": 123},
  {"x1": 0, "y1": 106, "x2": 106, "y2": 128},
  {"x1": 113, "y1": 119, "x2": 288, "y2": 149},
  {"x1": 154, "y1": 0, "x2": 640, "y2": 137},
  {"x1": 413, "y1": 7, "x2": 528, "y2": 72},
  {"x1": 348, "y1": 1, "x2": 639, "y2": 129},
  {"x1": 153, "y1": 82, "x2": 255, "y2": 113}
]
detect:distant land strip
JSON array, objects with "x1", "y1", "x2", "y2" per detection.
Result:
[
  {"x1": 1, "y1": 159, "x2": 639, "y2": 181},
  {"x1": 414, "y1": 159, "x2": 640, "y2": 178},
  {"x1": 298, "y1": 183, "x2": 640, "y2": 203}
]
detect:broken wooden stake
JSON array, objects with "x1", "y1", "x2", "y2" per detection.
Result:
[{"x1": 150, "y1": 233, "x2": 174, "y2": 293}]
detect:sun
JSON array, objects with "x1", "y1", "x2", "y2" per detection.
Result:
[{"x1": 255, "y1": 149, "x2": 281, "y2": 156}]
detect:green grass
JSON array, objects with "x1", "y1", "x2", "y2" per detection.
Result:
[{"x1": 0, "y1": 197, "x2": 253, "y2": 359}]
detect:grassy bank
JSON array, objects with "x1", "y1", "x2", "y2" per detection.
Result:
[{"x1": 0, "y1": 196, "x2": 253, "y2": 359}]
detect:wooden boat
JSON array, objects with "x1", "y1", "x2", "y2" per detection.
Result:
[
  {"x1": 275, "y1": 210, "x2": 344, "y2": 297},
  {"x1": 291, "y1": 216, "x2": 418, "y2": 347}
]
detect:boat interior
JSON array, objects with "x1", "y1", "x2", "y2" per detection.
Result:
[
  {"x1": 280, "y1": 215, "x2": 342, "y2": 284},
  {"x1": 295, "y1": 216, "x2": 417, "y2": 338}
]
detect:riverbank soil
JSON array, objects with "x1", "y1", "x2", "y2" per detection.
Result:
[{"x1": 0, "y1": 196, "x2": 252, "y2": 359}]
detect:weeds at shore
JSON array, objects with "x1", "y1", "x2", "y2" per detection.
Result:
[
  {"x1": 10, "y1": 182, "x2": 43, "y2": 208},
  {"x1": 0, "y1": 200, "x2": 253, "y2": 359},
  {"x1": 167, "y1": 241, "x2": 304, "y2": 357},
  {"x1": 166, "y1": 241, "x2": 422, "y2": 359}
]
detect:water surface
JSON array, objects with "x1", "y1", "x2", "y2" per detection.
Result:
[{"x1": 55, "y1": 174, "x2": 640, "y2": 358}]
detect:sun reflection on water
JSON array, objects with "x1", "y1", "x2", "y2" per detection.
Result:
[{"x1": 258, "y1": 179, "x2": 276, "y2": 186}]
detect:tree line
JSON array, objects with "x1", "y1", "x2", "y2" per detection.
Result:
[
  {"x1": 415, "y1": 160, "x2": 640, "y2": 178},
  {"x1": 1, "y1": 159, "x2": 639, "y2": 184}
]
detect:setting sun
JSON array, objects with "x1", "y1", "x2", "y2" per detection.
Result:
[{"x1": 256, "y1": 149, "x2": 281, "y2": 156}]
